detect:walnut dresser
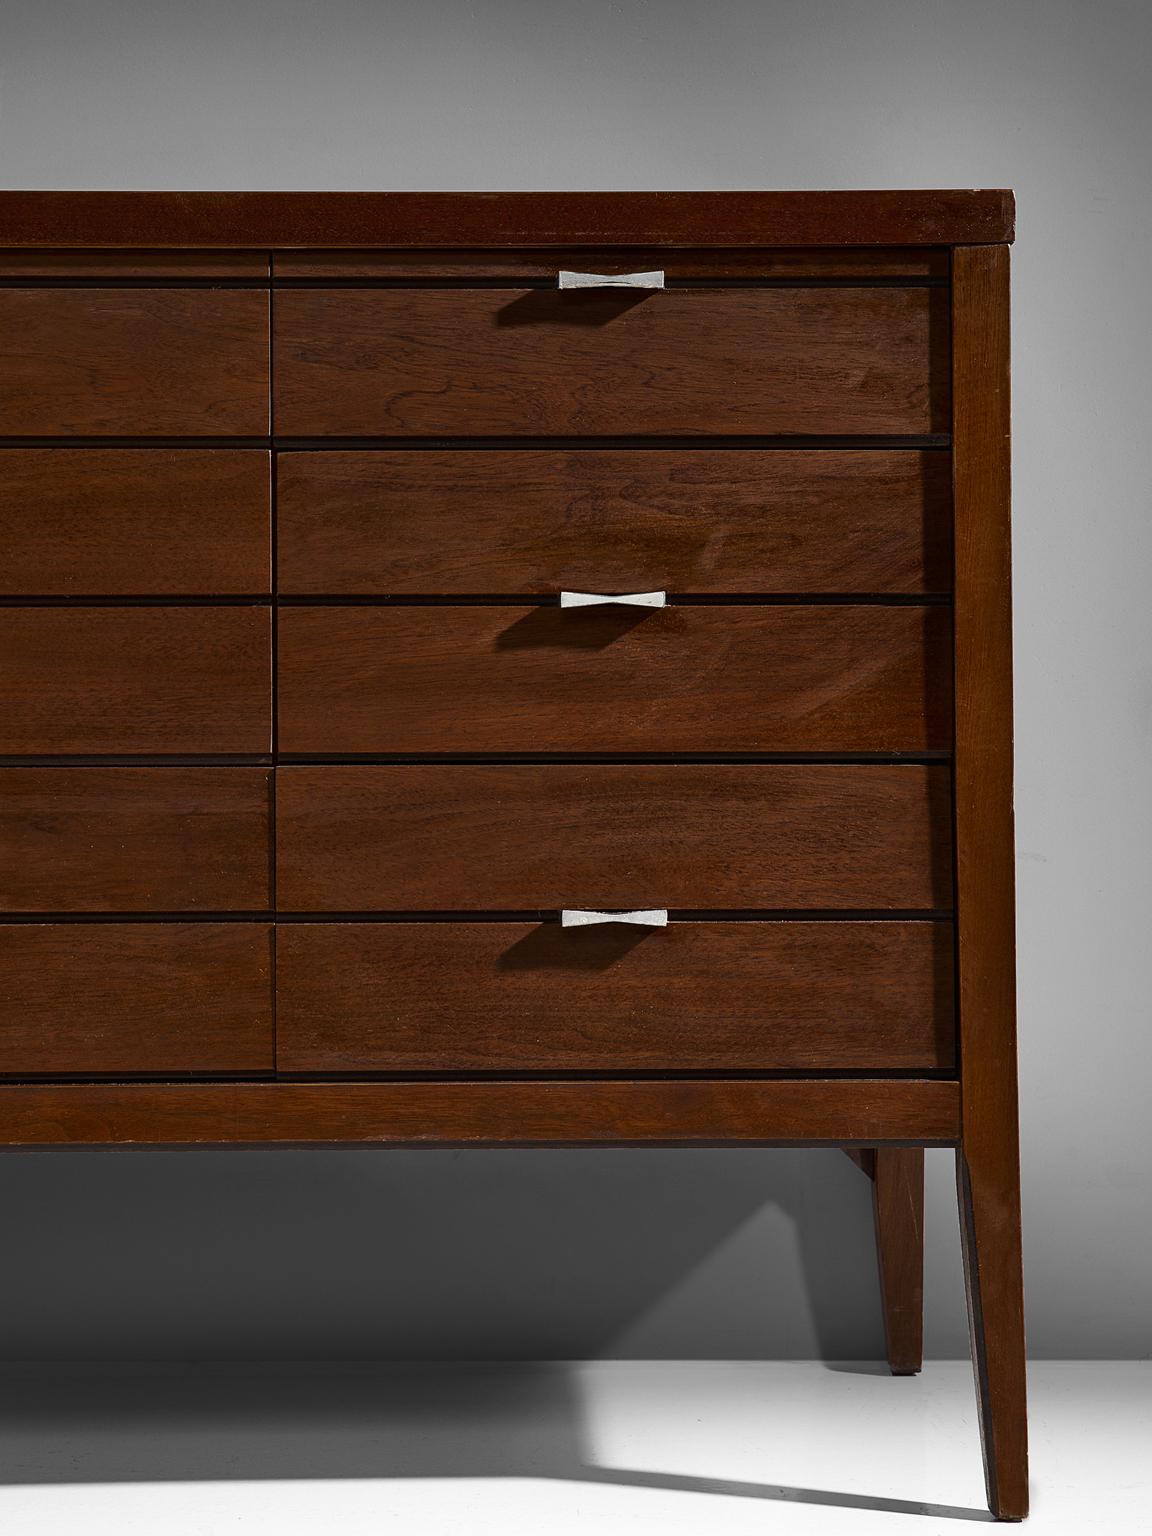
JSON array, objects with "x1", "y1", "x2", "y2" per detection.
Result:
[{"x1": 0, "y1": 191, "x2": 1025, "y2": 1520}]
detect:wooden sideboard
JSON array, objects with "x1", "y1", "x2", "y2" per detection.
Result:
[{"x1": 0, "y1": 190, "x2": 1025, "y2": 1520}]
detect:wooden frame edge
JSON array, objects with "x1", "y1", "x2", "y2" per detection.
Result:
[
  {"x1": 0, "y1": 1078, "x2": 960, "y2": 1148},
  {"x1": 952, "y1": 242, "x2": 1028, "y2": 1520},
  {"x1": 0, "y1": 190, "x2": 1015, "y2": 250}
]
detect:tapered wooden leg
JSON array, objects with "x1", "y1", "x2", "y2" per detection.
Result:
[
  {"x1": 843, "y1": 1147, "x2": 924, "y2": 1374},
  {"x1": 872, "y1": 1148, "x2": 924, "y2": 1375},
  {"x1": 957, "y1": 1147, "x2": 1028, "y2": 1520}
]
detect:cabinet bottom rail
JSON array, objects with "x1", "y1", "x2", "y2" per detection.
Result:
[{"x1": 0, "y1": 1078, "x2": 959, "y2": 1147}]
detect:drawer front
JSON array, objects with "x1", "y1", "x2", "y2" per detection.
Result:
[
  {"x1": 0, "y1": 289, "x2": 268, "y2": 436},
  {"x1": 276, "y1": 921, "x2": 955, "y2": 1072},
  {"x1": 278, "y1": 605, "x2": 951, "y2": 755},
  {"x1": 0, "y1": 608, "x2": 271, "y2": 754},
  {"x1": 277, "y1": 449, "x2": 951, "y2": 596},
  {"x1": 273, "y1": 287, "x2": 947, "y2": 437},
  {"x1": 0, "y1": 450, "x2": 271, "y2": 595},
  {"x1": 0, "y1": 769, "x2": 271, "y2": 911},
  {"x1": 0, "y1": 924, "x2": 273, "y2": 1075},
  {"x1": 276, "y1": 764, "x2": 951, "y2": 911}
]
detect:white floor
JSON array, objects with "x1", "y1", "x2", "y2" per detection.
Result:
[{"x1": 0, "y1": 1361, "x2": 1147, "y2": 1534}]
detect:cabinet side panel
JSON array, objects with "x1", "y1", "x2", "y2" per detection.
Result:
[
  {"x1": 952, "y1": 243, "x2": 1028, "y2": 1518},
  {"x1": 952, "y1": 246, "x2": 1019, "y2": 1178}
]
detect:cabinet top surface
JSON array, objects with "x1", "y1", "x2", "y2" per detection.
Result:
[{"x1": 0, "y1": 189, "x2": 1014, "y2": 249}]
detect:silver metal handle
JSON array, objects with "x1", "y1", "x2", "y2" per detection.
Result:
[
  {"x1": 557, "y1": 270, "x2": 665, "y2": 290},
  {"x1": 561, "y1": 909, "x2": 669, "y2": 928},
  {"x1": 560, "y1": 590, "x2": 666, "y2": 608}
]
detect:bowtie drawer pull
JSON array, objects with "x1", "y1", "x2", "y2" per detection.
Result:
[
  {"x1": 560, "y1": 909, "x2": 669, "y2": 928},
  {"x1": 557, "y1": 269, "x2": 665, "y2": 289},
  {"x1": 559, "y1": 590, "x2": 666, "y2": 609}
]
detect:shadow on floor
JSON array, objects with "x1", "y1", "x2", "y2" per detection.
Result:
[
  {"x1": 0, "y1": 1147, "x2": 910, "y2": 1362},
  {"x1": 0, "y1": 1364, "x2": 992, "y2": 1522}
]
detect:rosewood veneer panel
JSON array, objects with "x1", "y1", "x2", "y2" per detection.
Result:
[
  {"x1": 276, "y1": 764, "x2": 952, "y2": 911},
  {"x1": 0, "y1": 289, "x2": 268, "y2": 436},
  {"x1": 0, "y1": 924, "x2": 273, "y2": 1075},
  {"x1": 0, "y1": 607, "x2": 271, "y2": 754},
  {"x1": 276, "y1": 921, "x2": 955, "y2": 1073},
  {"x1": 0, "y1": 769, "x2": 271, "y2": 911},
  {"x1": 274, "y1": 287, "x2": 948, "y2": 437},
  {"x1": 277, "y1": 450, "x2": 952, "y2": 596},
  {"x1": 0, "y1": 450, "x2": 270, "y2": 595},
  {"x1": 277, "y1": 604, "x2": 952, "y2": 755}
]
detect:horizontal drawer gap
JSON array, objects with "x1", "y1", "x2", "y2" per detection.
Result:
[
  {"x1": 0, "y1": 752, "x2": 950, "y2": 768},
  {"x1": 0, "y1": 754, "x2": 274, "y2": 767},
  {"x1": 0, "y1": 910, "x2": 954, "y2": 923},
  {"x1": 272, "y1": 1068, "x2": 961, "y2": 1083},
  {"x1": 0, "y1": 435, "x2": 954, "y2": 452},
  {"x1": 0, "y1": 595, "x2": 272, "y2": 608},
  {"x1": 277, "y1": 593, "x2": 952, "y2": 608},
  {"x1": 0, "y1": 1069, "x2": 959, "y2": 1086},
  {"x1": 275, "y1": 751, "x2": 952, "y2": 765},
  {"x1": 0, "y1": 277, "x2": 271, "y2": 290},
  {"x1": 275, "y1": 435, "x2": 952, "y2": 452},
  {"x1": 0, "y1": 437, "x2": 273, "y2": 450},
  {"x1": 271, "y1": 275, "x2": 949, "y2": 290},
  {"x1": 0, "y1": 434, "x2": 952, "y2": 452}
]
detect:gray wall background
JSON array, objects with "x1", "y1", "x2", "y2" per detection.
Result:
[{"x1": 1, "y1": 0, "x2": 1149, "y2": 1360}]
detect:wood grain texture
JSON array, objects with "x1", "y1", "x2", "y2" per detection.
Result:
[
  {"x1": 0, "y1": 450, "x2": 270, "y2": 594},
  {"x1": 0, "y1": 250, "x2": 269, "y2": 277},
  {"x1": 0, "y1": 607, "x2": 271, "y2": 754},
  {"x1": 872, "y1": 1147, "x2": 925, "y2": 1374},
  {"x1": 952, "y1": 245, "x2": 1027, "y2": 1520},
  {"x1": 276, "y1": 450, "x2": 952, "y2": 596},
  {"x1": 277, "y1": 604, "x2": 952, "y2": 755},
  {"x1": 0, "y1": 1078, "x2": 962, "y2": 1147},
  {"x1": 0, "y1": 190, "x2": 1014, "y2": 248},
  {"x1": 0, "y1": 923, "x2": 273, "y2": 1075},
  {"x1": 0, "y1": 289, "x2": 268, "y2": 436},
  {"x1": 275, "y1": 921, "x2": 955, "y2": 1073},
  {"x1": 0, "y1": 194, "x2": 1018, "y2": 1525},
  {"x1": 274, "y1": 287, "x2": 948, "y2": 437},
  {"x1": 275, "y1": 764, "x2": 953, "y2": 911},
  {"x1": 273, "y1": 247, "x2": 950, "y2": 279},
  {"x1": 0, "y1": 769, "x2": 271, "y2": 911}
]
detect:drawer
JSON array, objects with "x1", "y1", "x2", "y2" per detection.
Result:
[
  {"x1": 0, "y1": 450, "x2": 270, "y2": 595},
  {"x1": 277, "y1": 605, "x2": 951, "y2": 755},
  {"x1": 277, "y1": 449, "x2": 951, "y2": 596},
  {"x1": 275, "y1": 921, "x2": 955, "y2": 1072},
  {"x1": 0, "y1": 769, "x2": 271, "y2": 911},
  {"x1": 276, "y1": 765, "x2": 951, "y2": 911},
  {"x1": 0, "y1": 923, "x2": 273, "y2": 1075},
  {"x1": 0, "y1": 608, "x2": 270, "y2": 755},
  {"x1": 273, "y1": 287, "x2": 948, "y2": 437},
  {"x1": 0, "y1": 289, "x2": 268, "y2": 436}
]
